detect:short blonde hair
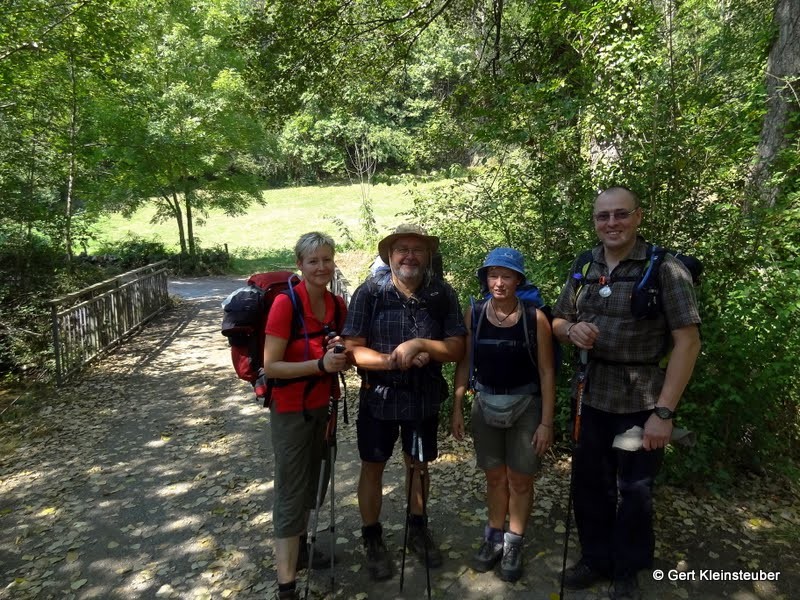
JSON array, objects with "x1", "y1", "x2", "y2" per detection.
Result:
[{"x1": 295, "y1": 231, "x2": 336, "y2": 261}]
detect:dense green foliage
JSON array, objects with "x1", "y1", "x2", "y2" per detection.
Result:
[
  {"x1": 1, "y1": 0, "x2": 798, "y2": 486},
  {"x1": 395, "y1": 0, "x2": 800, "y2": 485}
]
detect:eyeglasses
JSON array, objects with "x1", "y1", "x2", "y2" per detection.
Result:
[
  {"x1": 593, "y1": 208, "x2": 639, "y2": 223},
  {"x1": 393, "y1": 246, "x2": 427, "y2": 256}
]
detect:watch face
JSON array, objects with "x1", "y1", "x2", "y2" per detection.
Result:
[{"x1": 654, "y1": 406, "x2": 674, "y2": 419}]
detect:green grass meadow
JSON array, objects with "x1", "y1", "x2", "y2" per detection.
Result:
[{"x1": 89, "y1": 180, "x2": 447, "y2": 280}]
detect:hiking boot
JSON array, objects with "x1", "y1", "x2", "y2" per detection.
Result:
[
  {"x1": 499, "y1": 531, "x2": 523, "y2": 582},
  {"x1": 563, "y1": 558, "x2": 607, "y2": 590},
  {"x1": 362, "y1": 524, "x2": 393, "y2": 581},
  {"x1": 472, "y1": 538, "x2": 504, "y2": 572},
  {"x1": 407, "y1": 524, "x2": 443, "y2": 568},
  {"x1": 609, "y1": 574, "x2": 641, "y2": 600},
  {"x1": 296, "y1": 535, "x2": 332, "y2": 571},
  {"x1": 274, "y1": 584, "x2": 299, "y2": 600}
]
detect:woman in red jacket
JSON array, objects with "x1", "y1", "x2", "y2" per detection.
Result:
[{"x1": 263, "y1": 231, "x2": 348, "y2": 600}]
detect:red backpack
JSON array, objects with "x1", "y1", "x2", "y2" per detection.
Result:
[
  {"x1": 221, "y1": 271, "x2": 300, "y2": 402},
  {"x1": 221, "y1": 271, "x2": 344, "y2": 408}
]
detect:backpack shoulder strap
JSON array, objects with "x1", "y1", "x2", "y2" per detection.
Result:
[
  {"x1": 571, "y1": 248, "x2": 595, "y2": 284},
  {"x1": 363, "y1": 277, "x2": 386, "y2": 348},
  {"x1": 468, "y1": 298, "x2": 489, "y2": 390},
  {"x1": 472, "y1": 298, "x2": 489, "y2": 342},
  {"x1": 568, "y1": 248, "x2": 596, "y2": 302},
  {"x1": 421, "y1": 278, "x2": 450, "y2": 325},
  {"x1": 636, "y1": 244, "x2": 665, "y2": 292},
  {"x1": 279, "y1": 287, "x2": 306, "y2": 347},
  {"x1": 520, "y1": 300, "x2": 539, "y2": 368}
]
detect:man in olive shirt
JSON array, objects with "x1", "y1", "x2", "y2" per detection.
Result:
[{"x1": 553, "y1": 187, "x2": 701, "y2": 600}]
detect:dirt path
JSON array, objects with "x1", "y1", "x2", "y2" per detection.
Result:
[{"x1": 0, "y1": 279, "x2": 796, "y2": 599}]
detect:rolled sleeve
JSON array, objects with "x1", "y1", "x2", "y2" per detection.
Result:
[
  {"x1": 659, "y1": 255, "x2": 701, "y2": 331},
  {"x1": 553, "y1": 270, "x2": 579, "y2": 321}
]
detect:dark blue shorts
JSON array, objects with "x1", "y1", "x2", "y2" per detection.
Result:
[{"x1": 357, "y1": 403, "x2": 439, "y2": 463}]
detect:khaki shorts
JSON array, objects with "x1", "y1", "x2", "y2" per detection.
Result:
[
  {"x1": 271, "y1": 406, "x2": 331, "y2": 538},
  {"x1": 471, "y1": 394, "x2": 543, "y2": 475}
]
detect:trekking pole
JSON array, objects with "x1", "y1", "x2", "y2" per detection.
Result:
[
  {"x1": 328, "y1": 344, "x2": 344, "y2": 594},
  {"x1": 399, "y1": 427, "x2": 432, "y2": 600},
  {"x1": 399, "y1": 431, "x2": 414, "y2": 592},
  {"x1": 417, "y1": 429, "x2": 432, "y2": 600},
  {"x1": 326, "y1": 416, "x2": 337, "y2": 596},
  {"x1": 304, "y1": 343, "x2": 343, "y2": 600},
  {"x1": 306, "y1": 437, "x2": 328, "y2": 600},
  {"x1": 560, "y1": 349, "x2": 588, "y2": 600}
]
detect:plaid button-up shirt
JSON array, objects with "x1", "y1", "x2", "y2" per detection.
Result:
[
  {"x1": 343, "y1": 275, "x2": 466, "y2": 420},
  {"x1": 553, "y1": 237, "x2": 701, "y2": 414}
]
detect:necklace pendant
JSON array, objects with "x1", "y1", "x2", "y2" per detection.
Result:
[
  {"x1": 491, "y1": 298, "x2": 518, "y2": 324},
  {"x1": 599, "y1": 284, "x2": 612, "y2": 298}
]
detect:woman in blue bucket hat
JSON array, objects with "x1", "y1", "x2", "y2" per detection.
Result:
[{"x1": 452, "y1": 247, "x2": 556, "y2": 583}]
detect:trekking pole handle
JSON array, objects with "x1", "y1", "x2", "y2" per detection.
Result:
[
  {"x1": 334, "y1": 344, "x2": 345, "y2": 354},
  {"x1": 573, "y1": 349, "x2": 589, "y2": 442}
]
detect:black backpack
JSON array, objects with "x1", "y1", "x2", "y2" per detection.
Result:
[{"x1": 571, "y1": 244, "x2": 702, "y2": 320}]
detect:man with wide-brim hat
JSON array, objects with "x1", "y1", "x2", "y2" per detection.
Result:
[
  {"x1": 342, "y1": 223, "x2": 466, "y2": 582},
  {"x1": 376, "y1": 223, "x2": 440, "y2": 266}
]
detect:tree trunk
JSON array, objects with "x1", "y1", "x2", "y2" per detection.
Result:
[
  {"x1": 65, "y1": 44, "x2": 78, "y2": 266},
  {"x1": 748, "y1": 0, "x2": 800, "y2": 208},
  {"x1": 491, "y1": 0, "x2": 503, "y2": 78},
  {"x1": 166, "y1": 192, "x2": 187, "y2": 255},
  {"x1": 185, "y1": 188, "x2": 196, "y2": 257}
]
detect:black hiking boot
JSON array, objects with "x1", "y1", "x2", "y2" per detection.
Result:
[
  {"x1": 275, "y1": 582, "x2": 299, "y2": 600},
  {"x1": 407, "y1": 523, "x2": 443, "y2": 568},
  {"x1": 296, "y1": 534, "x2": 332, "y2": 571},
  {"x1": 563, "y1": 558, "x2": 608, "y2": 590},
  {"x1": 362, "y1": 523, "x2": 393, "y2": 581},
  {"x1": 610, "y1": 573, "x2": 641, "y2": 600}
]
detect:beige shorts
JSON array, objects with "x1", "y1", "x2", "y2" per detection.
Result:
[{"x1": 471, "y1": 394, "x2": 543, "y2": 475}]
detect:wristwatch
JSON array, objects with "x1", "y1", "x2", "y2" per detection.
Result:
[{"x1": 653, "y1": 406, "x2": 676, "y2": 420}]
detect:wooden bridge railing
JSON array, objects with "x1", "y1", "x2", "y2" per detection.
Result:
[
  {"x1": 330, "y1": 267, "x2": 351, "y2": 307},
  {"x1": 49, "y1": 261, "x2": 170, "y2": 384}
]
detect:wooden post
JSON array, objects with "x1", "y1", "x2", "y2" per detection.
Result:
[{"x1": 51, "y1": 303, "x2": 62, "y2": 386}]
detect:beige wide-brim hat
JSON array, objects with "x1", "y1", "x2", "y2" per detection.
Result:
[{"x1": 377, "y1": 224, "x2": 440, "y2": 264}]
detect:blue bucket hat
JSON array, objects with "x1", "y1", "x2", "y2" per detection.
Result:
[{"x1": 476, "y1": 247, "x2": 527, "y2": 289}]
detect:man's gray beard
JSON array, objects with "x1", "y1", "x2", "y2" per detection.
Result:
[{"x1": 392, "y1": 264, "x2": 425, "y2": 286}]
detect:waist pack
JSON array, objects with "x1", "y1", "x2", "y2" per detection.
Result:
[{"x1": 477, "y1": 392, "x2": 532, "y2": 428}]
